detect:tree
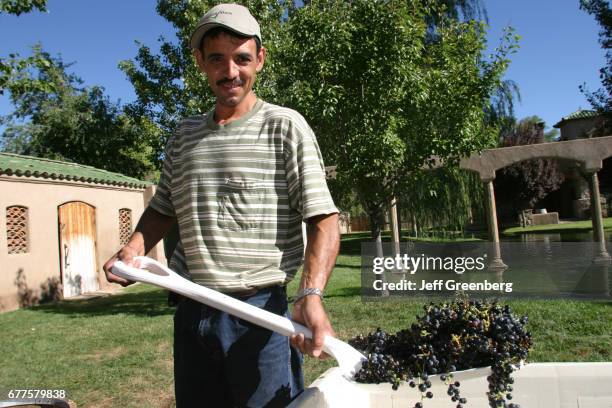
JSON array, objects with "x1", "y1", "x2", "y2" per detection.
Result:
[
  {"x1": 0, "y1": 0, "x2": 46, "y2": 15},
  {"x1": 275, "y1": 0, "x2": 516, "y2": 241},
  {"x1": 399, "y1": 168, "x2": 484, "y2": 237},
  {"x1": 331, "y1": 0, "x2": 519, "y2": 238},
  {"x1": 0, "y1": 45, "x2": 161, "y2": 179},
  {"x1": 1, "y1": 1, "x2": 161, "y2": 179},
  {"x1": 437, "y1": 0, "x2": 487, "y2": 21},
  {"x1": 493, "y1": 116, "x2": 565, "y2": 220},
  {"x1": 579, "y1": 0, "x2": 612, "y2": 113},
  {"x1": 486, "y1": 78, "x2": 521, "y2": 136}
]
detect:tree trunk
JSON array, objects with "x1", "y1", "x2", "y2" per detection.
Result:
[
  {"x1": 369, "y1": 205, "x2": 388, "y2": 296},
  {"x1": 396, "y1": 198, "x2": 402, "y2": 240}
]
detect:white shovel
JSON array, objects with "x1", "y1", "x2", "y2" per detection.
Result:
[{"x1": 112, "y1": 256, "x2": 365, "y2": 377}]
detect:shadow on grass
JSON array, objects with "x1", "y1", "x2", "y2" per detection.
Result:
[
  {"x1": 340, "y1": 232, "x2": 478, "y2": 255},
  {"x1": 334, "y1": 263, "x2": 361, "y2": 270},
  {"x1": 340, "y1": 239, "x2": 363, "y2": 256},
  {"x1": 503, "y1": 227, "x2": 598, "y2": 236},
  {"x1": 340, "y1": 236, "x2": 399, "y2": 256},
  {"x1": 326, "y1": 286, "x2": 362, "y2": 298},
  {"x1": 34, "y1": 287, "x2": 175, "y2": 318}
]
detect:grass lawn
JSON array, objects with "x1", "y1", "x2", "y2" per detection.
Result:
[
  {"x1": 503, "y1": 217, "x2": 612, "y2": 236},
  {"x1": 1, "y1": 235, "x2": 611, "y2": 407}
]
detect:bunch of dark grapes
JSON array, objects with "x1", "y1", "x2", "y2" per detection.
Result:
[{"x1": 348, "y1": 300, "x2": 532, "y2": 408}]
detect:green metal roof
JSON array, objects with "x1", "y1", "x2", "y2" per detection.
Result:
[
  {"x1": 553, "y1": 109, "x2": 600, "y2": 128},
  {"x1": 0, "y1": 152, "x2": 151, "y2": 189}
]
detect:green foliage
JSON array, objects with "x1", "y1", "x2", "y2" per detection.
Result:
[
  {"x1": 0, "y1": 45, "x2": 161, "y2": 180},
  {"x1": 276, "y1": 0, "x2": 516, "y2": 228},
  {"x1": 579, "y1": 0, "x2": 612, "y2": 113},
  {"x1": 485, "y1": 78, "x2": 521, "y2": 135},
  {"x1": 436, "y1": 0, "x2": 487, "y2": 21},
  {"x1": 544, "y1": 128, "x2": 559, "y2": 142},
  {"x1": 398, "y1": 168, "x2": 484, "y2": 236},
  {"x1": 0, "y1": 0, "x2": 46, "y2": 15}
]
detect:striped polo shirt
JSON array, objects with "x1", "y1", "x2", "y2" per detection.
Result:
[{"x1": 149, "y1": 99, "x2": 338, "y2": 292}]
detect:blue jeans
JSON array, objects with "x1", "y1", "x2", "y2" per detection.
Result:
[{"x1": 173, "y1": 286, "x2": 304, "y2": 407}]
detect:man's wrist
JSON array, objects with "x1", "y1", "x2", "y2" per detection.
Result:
[
  {"x1": 125, "y1": 233, "x2": 145, "y2": 255},
  {"x1": 294, "y1": 287, "x2": 324, "y2": 304}
]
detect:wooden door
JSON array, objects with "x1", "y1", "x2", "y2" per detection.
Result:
[{"x1": 58, "y1": 202, "x2": 99, "y2": 297}]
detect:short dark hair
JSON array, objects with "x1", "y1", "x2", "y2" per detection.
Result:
[{"x1": 200, "y1": 26, "x2": 262, "y2": 56}]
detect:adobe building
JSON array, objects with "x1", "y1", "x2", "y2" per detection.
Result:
[
  {"x1": 548, "y1": 109, "x2": 612, "y2": 218},
  {"x1": 0, "y1": 153, "x2": 166, "y2": 312}
]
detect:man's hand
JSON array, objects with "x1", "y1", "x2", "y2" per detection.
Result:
[
  {"x1": 103, "y1": 243, "x2": 141, "y2": 287},
  {"x1": 290, "y1": 294, "x2": 334, "y2": 358},
  {"x1": 102, "y1": 206, "x2": 175, "y2": 287}
]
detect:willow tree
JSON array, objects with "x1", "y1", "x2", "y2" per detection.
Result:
[
  {"x1": 275, "y1": 0, "x2": 517, "y2": 241},
  {"x1": 398, "y1": 168, "x2": 484, "y2": 238}
]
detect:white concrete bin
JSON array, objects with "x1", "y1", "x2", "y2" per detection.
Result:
[{"x1": 289, "y1": 362, "x2": 612, "y2": 408}]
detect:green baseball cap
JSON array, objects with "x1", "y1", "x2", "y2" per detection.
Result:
[{"x1": 190, "y1": 3, "x2": 262, "y2": 50}]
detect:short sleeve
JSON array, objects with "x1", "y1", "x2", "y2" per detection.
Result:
[
  {"x1": 148, "y1": 134, "x2": 176, "y2": 217},
  {"x1": 283, "y1": 115, "x2": 338, "y2": 220}
]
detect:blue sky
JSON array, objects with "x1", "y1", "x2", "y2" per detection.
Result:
[
  {"x1": 485, "y1": 1, "x2": 605, "y2": 129},
  {"x1": 0, "y1": 0, "x2": 606, "y2": 132}
]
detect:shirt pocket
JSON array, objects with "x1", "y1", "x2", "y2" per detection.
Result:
[{"x1": 217, "y1": 177, "x2": 264, "y2": 231}]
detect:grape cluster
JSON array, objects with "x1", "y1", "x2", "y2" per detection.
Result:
[{"x1": 349, "y1": 300, "x2": 532, "y2": 408}]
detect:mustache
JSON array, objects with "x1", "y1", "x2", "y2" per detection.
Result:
[{"x1": 217, "y1": 78, "x2": 244, "y2": 86}]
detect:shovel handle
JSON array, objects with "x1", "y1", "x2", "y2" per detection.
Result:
[
  {"x1": 112, "y1": 257, "x2": 366, "y2": 376},
  {"x1": 112, "y1": 257, "x2": 313, "y2": 339}
]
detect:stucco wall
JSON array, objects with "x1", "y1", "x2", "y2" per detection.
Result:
[
  {"x1": 559, "y1": 117, "x2": 607, "y2": 140},
  {"x1": 0, "y1": 176, "x2": 163, "y2": 311}
]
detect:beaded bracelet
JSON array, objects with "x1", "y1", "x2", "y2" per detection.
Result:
[{"x1": 294, "y1": 287, "x2": 324, "y2": 303}]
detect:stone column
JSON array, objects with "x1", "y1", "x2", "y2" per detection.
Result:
[
  {"x1": 389, "y1": 196, "x2": 400, "y2": 244},
  {"x1": 302, "y1": 221, "x2": 308, "y2": 258},
  {"x1": 484, "y1": 180, "x2": 507, "y2": 271},
  {"x1": 588, "y1": 172, "x2": 611, "y2": 263},
  {"x1": 389, "y1": 196, "x2": 404, "y2": 279}
]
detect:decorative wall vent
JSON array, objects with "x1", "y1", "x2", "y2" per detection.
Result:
[
  {"x1": 119, "y1": 208, "x2": 132, "y2": 246},
  {"x1": 6, "y1": 206, "x2": 28, "y2": 254}
]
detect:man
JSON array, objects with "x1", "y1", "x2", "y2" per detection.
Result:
[{"x1": 103, "y1": 3, "x2": 340, "y2": 407}]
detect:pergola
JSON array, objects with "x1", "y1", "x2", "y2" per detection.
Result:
[
  {"x1": 460, "y1": 135, "x2": 612, "y2": 268},
  {"x1": 325, "y1": 135, "x2": 612, "y2": 269}
]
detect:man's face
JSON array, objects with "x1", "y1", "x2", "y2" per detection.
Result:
[{"x1": 195, "y1": 32, "x2": 265, "y2": 108}]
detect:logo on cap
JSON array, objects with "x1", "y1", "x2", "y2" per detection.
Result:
[{"x1": 209, "y1": 10, "x2": 232, "y2": 20}]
